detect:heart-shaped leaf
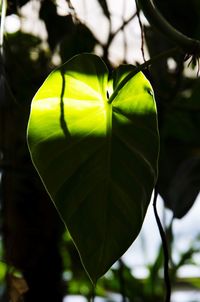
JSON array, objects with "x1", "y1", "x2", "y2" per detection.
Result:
[{"x1": 27, "y1": 53, "x2": 159, "y2": 283}]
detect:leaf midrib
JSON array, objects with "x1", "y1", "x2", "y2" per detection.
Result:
[{"x1": 95, "y1": 100, "x2": 112, "y2": 278}]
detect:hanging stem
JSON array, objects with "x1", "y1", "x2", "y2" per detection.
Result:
[
  {"x1": 136, "y1": 0, "x2": 200, "y2": 55},
  {"x1": 136, "y1": 1, "x2": 146, "y2": 62},
  {"x1": 90, "y1": 284, "x2": 96, "y2": 302},
  {"x1": 153, "y1": 188, "x2": 171, "y2": 302},
  {"x1": 0, "y1": 0, "x2": 7, "y2": 55}
]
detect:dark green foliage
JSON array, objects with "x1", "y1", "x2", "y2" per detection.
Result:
[{"x1": 5, "y1": 31, "x2": 50, "y2": 103}]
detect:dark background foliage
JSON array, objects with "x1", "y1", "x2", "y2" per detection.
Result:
[{"x1": 0, "y1": 0, "x2": 200, "y2": 301}]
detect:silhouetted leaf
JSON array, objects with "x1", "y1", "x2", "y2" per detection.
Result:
[
  {"x1": 157, "y1": 78, "x2": 200, "y2": 218},
  {"x1": 167, "y1": 157, "x2": 200, "y2": 218}
]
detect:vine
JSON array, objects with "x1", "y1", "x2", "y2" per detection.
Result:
[
  {"x1": 153, "y1": 188, "x2": 171, "y2": 302},
  {"x1": 136, "y1": 1, "x2": 146, "y2": 62},
  {"x1": 137, "y1": 0, "x2": 200, "y2": 55}
]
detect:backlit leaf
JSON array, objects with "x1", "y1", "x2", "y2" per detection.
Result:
[{"x1": 27, "y1": 53, "x2": 159, "y2": 283}]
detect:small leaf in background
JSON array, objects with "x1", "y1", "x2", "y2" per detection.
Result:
[
  {"x1": 27, "y1": 53, "x2": 159, "y2": 283},
  {"x1": 168, "y1": 157, "x2": 200, "y2": 218},
  {"x1": 157, "y1": 85, "x2": 200, "y2": 218}
]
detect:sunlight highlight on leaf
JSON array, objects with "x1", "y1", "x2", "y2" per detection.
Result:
[{"x1": 27, "y1": 53, "x2": 159, "y2": 283}]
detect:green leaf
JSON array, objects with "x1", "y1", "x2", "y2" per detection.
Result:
[{"x1": 27, "y1": 53, "x2": 159, "y2": 283}]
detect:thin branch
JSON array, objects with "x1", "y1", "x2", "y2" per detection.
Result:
[
  {"x1": 103, "y1": 10, "x2": 136, "y2": 62},
  {"x1": 153, "y1": 188, "x2": 171, "y2": 302},
  {"x1": 106, "y1": 12, "x2": 137, "y2": 48}
]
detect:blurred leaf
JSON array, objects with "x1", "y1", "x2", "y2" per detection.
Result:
[
  {"x1": 39, "y1": 0, "x2": 97, "y2": 58},
  {"x1": 0, "y1": 262, "x2": 7, "y2": 283},
  {"x1": 27, "y1": 53, "x2": 159, "y2": 282},
  {"x1": 158, "y1": 143, "x2": 200, "y2": 219},
  {"x1": 59, "y1": 23, "x2": 97, "y2": 63},
  {"x1": 5, "y1": 31, "x2": 50, "y2": 104},
  {"x1": 7, "y1": 0, "x2": 29, "y2": 15},
  {"x1": 39, "y1": 0, "x2": 74, "y2": 50},
  {"x1": 167, "y1": 157, "x2": 200, "y2": 218},
  {"x1": 183, "y1": 277, "x2": 200, "y2": 289},
  {"x1": 157, "y1": 76, "x2": 200, "y2": 218},
  {"x1": 8, "y1": 274, "x2": 28, "y2": 302}
]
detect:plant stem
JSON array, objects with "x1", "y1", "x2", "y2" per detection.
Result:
[
  {"x1": 134, "y1": 47, "x2": 179, "y2": 73},
  {"x1": 0, "y1": 0, "x2": 7, "y2": 55},
  {"x1": 153, "y1": 188, "x2": 171, "y2": 302},
  {"x1": 137, "y1": 0, "x2": 200, "y2": 55}
]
